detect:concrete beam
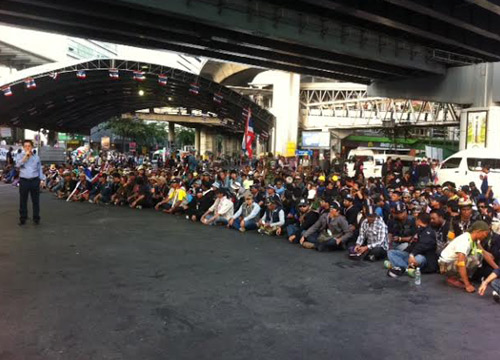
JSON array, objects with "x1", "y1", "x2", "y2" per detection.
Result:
[
  {"x1": 121, "y1": 0, "x2": 445, "y2": 75},
  {"x1": 123, "y1": 113, "x2": 222, "y2": 126},
  {"x1": 368, "y1": 62, "x2": 500, "y2": 106}
]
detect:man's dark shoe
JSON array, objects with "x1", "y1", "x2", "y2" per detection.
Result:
[
  {"x1": 18, "y1": 220, "x2": 26, "y2": 226},
  {"x1": 387, "y1": 267, "x2": 405, "y2": 278},
  {"x1": 34, "y1": 219, "x2": 40, "y2": 225}
]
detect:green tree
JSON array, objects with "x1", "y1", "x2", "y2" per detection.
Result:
[
  {"x1": 105, "y1": 117, "x2": 168, "y2": 150},
  {"x1": 176, "y1": 128, "x2": 195, "y2": 147}
]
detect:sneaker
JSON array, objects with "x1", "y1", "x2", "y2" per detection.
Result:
[
  {"x1": 257, "y1": 229, "x2": 263, "y2": 234},
  {"x1": 387, "y1": 267, "x2": 405, "y2": 278},
  {"x1": 136, "y1": 205, "x2": 142, "y2": 209},
  {"x1": 493, "y1": 291, "x2": 500, "y2": 304},
  {"x1": 88, "y1": 200, "x2": 94, "y2": 204},
  {"x1": 406, "y1": 268, "x2": 416, "y2": 278},
  {"x1": 383, "y1": 260, "x2": 392, "y2": 269},
  {"x1": 239, "y1": 227, "x2": 246, "y2": 233}
]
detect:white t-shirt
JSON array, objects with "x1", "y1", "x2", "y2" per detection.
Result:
[{"x1": 439, "y1": 232, "x2": 472, "y2": 263}]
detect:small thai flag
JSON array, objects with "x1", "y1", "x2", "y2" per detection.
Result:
[
  {"x1": 189, "y1": 83, "x2": 199, "y2": 95},
  {"x1": 158, "y1": 74, "x2": 168, "y2": 86},
  {"x1": 213, "y1": 93, "x2": 223, "y2": 104},
  {"x1": 49, "y1": 71, "x2": 58, "y2": 80},
  {"x1": 76, "y1": 70, "x2": 86, "y2": 79},
  {"x1": 261, "y1": 130, "x2": 269, "y2": 139},
  {"x1": 133, "y1": 70, "x2": 145, "y2": 81},
  {"x1": 24, "y1": 77, "x2": 36, "y2": 89},
  {"x1": 2, "y1": 86, "x2": 12, "y2": 97},
  {"x1": 109, "y1": 68, "x2": 119, "y2": 79},
  {"x1": 242, "y1": 108, "x2": 250, "y2": 119}
]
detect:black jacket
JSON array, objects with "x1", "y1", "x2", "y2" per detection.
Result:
[{"x1": 406, "y1": 225, "x2": 438, "y2": 273}]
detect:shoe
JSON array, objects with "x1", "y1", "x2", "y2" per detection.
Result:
[
  {"x1": 406, "y1": 268, "x2": 416, "y2": 278},
  {"x1": 33, "y1": 219, "x2": 40, "y2": 225},
  {"x1": 493, "y1": 291, "x2": 500, "y2": 303},
  {"x1": 239, "y1": 228, "x2": 246, "y2": 233},
  {"x1": 88, "y1": 200, "x2": 94, "y2": 204},
  {"x1": 383, "y1": 260, "x2": 392, "y2": 269},
  {"x1": 136, "y1": 205, "x2": 142, "y2": 209},
  {"x1": 257, "y1": 229, "x2": 263, "y2": 234},
  {"x1": 18, "y1": 220, "x2": 26, "y2": 226},
  {"x1": 387, "y1": 267, "x2": 405, "y2": 278},
  {"x1": 367, "y1": 254, "x2": 376, "y2": 262}
]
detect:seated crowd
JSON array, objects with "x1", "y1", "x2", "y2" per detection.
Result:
[{"x1": 5, "y1": 152, "x2": 500, "y2": 304}]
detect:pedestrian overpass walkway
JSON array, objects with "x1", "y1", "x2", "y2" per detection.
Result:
[{"x1": 300, "y1": 83, "x2": 460, "y2": 131}]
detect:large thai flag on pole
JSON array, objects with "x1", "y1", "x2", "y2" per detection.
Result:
[{"x1": 242, "y1": 107, "x2": 255, "y2": 158}]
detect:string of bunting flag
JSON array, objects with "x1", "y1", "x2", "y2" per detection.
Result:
[{"x1": 0, "y1": 65, "x2": 271, "y2": 139}]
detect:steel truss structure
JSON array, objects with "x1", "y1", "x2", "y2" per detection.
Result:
[
  {"x1": 300, "y1": 87, "x2": 460, "y2": 131},
  {"x1": 0, "y1": 58, "x2": 274, "y2": 134}
]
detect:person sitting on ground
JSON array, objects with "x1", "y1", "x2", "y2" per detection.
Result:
[
  {"x1": 201, "y1": 189, "x2": 234, "y2": 226},
  {"x1": 386, "y1": 213, "x2": 438, "y2": 278},
  {"x1": 155, "y1": 179, "x2": 186, "y2": 213},
  {"x1": 89, "y1": 175, "x2": 110, "y2": 204},
  {"x1": 350, "y1": 205, "x2": 388, "y2": 261},
  {"x1": 287, "y1": 198, "x2": 319, "y2": 244},
  {"x1": 438, "y1": 220, "x2": 491, "y2": 293},
  {"x1": 129, "y1": 176, "x2": 153, "y2": 209},
  {"x1": 186, "y1": 186, "x2": 214, "y2": 222},
  {"x1": 300, "y1": 200, "x2": 352, "y2": 251},
  {"x1": 430, "y1": 209, "x2": 450, "y2": 255},
  {"x1": 257, "y1": 199, "x2": 285, "y2": 236},
  {"x1": 479, "y1": 267, "x2": 500, "y2": 304},
  {"x1": 228, "y1": 193, "x2": 261, "y2": 232},
  {"x1": 447, "y1": 198, "x2": 477, "y2": 241},
  {"x1": 387, "y1": 202, "x2": 417, "y2": 251},
  {"x1": 69, "y1": 173, "x2": 92, "y2": 202},
  {"x1": 57, "y1": 171, "x2": 76, "y2": 200},
  {"x1": 111, "y1": 175, "x2": 128, "y2": 206}
]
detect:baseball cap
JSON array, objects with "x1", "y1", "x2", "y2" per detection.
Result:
[
  {"x1": 365, "y1": 205, "x2": 376, "y2": 217},
  {"x1": 330, "y1": 200, "x2": 341, "y2": 210},
  {"x1": 393, "y1": 202, "x2": 406, "y2": 214},
  {"x1": 297, "y1": 198, "x2": 309, "y2": 207},
  {"x1": 469, "y1": 220, "x2": 490, "y2": 232}
]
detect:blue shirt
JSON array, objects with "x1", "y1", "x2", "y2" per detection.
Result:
[{"x1": 16, "y1": 152, "x2": 45, "y2": 180}]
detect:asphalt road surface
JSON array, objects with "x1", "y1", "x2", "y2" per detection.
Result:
[{"x1": 0, "y1": 184, "x2": 498, "y2": 360}]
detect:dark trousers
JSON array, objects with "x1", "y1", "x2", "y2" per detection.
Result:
[{"x1": 19, "y1": 177, "x2": 40, "y2": 221}]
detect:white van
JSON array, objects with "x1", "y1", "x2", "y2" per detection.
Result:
[
  {"x1": 437, "y1": 148, "x2": 500, "y2": 194},
  {"x1": 346, "y1": 148, "x2": 415, "y2": 178}
]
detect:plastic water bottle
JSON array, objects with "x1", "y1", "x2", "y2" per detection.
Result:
[{"x1": 415, "y1": 267, "x2": 421, "y2": 286}]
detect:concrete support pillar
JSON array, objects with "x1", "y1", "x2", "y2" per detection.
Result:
[
  {"x1": 194, "y1": 127, "x2": 201, "y2": 155},
  {"x1": 168, "y1": 122, "x2": 175, "y2": 146},
  {"x1": 200, "y1": 127, "x2": 215, "y2": 156},
  {"x1": 270, "y1": 72, "x2": 300, "y2": 157}
]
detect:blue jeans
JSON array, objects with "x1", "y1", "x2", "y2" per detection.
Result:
[
  {"x1": 286, "y1": 224, "x2": 300, "y2": 238},
  {"x1": 205, "y1": 215, "x2": 228, "y2": 226},
  {"x1": 491, "y1": 279, "x2": 500, "y2": 293},
  {"x1": 232, "y1": 219, "x2": 257, "y2": 231},
  {"x1": 387, "y1": 250, "x2": 427, "y2": 270}
]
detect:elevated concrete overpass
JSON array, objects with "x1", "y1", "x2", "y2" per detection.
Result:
[{"x1": 1, "y1": 0, "x2": 498, "y2": 83}]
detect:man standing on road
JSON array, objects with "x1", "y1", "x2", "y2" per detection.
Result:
[{"x1": 16, "y1": 140, "x2": 45, "y2": 225}]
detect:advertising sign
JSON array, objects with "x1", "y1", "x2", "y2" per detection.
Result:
[
  {"x1": 302, "y1": 131, "x2": 330, "y2": 149},
  {"x1": 466, "y1": 111, "x2": 487, "y2": 149}
]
